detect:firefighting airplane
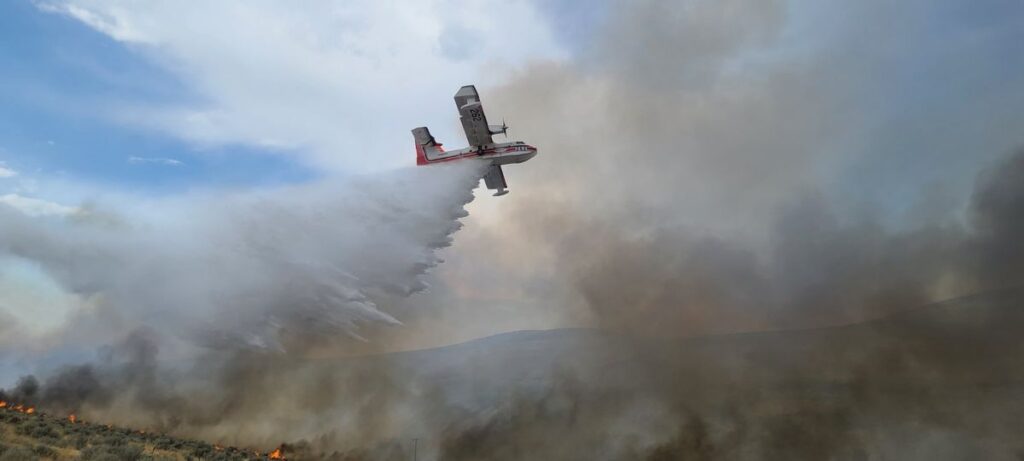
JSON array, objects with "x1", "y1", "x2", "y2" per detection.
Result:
[{"x1": 413, "y1": 85, "x2": 537, "y2": 196}]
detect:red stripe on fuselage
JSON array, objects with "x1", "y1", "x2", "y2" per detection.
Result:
[{"x1": 417, "y1": 145, "x2": 536, "y2": 166}]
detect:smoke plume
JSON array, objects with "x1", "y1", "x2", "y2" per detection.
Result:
[
  {"x1": 0, "y1": 163, "x2": 482, "y2": 352},
  {"x1": 0, "y1": 162, "x2": 490, "y2": 451}
]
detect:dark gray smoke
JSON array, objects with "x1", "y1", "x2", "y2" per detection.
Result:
[
  {"x1": 970, "y1": 152, "x2": 1024, "y2": 286},
  {"x1": 456, "y1": 0, "x2": 1024, "y2": 333},
  {"x1": 402, "y1": 0, "x2": 1024, "y2": 458},
  {"x1": 428, "y1": 148, "x2": 1024, "y2": 460}
]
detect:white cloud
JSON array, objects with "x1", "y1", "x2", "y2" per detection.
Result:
[
  {"x1": 0, "y1": 162, "x2": 16, "y2": 178},
  {"x1": 0, "y1": 194, "x2": 78, "y2": 217},
  {"x1": 40, "y1": 1, "x2": 565, "y2": 171},
  {"x1": 128, "y1": 156, "x2": 184, "y2": 166}
]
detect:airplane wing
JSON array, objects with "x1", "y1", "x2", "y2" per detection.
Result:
[
  {"x1": 482, "y1": 165, "x2": 508, "y2": 196},
  {"x1": 454, "y1": 85, "x2": 494, "y2": 147}
]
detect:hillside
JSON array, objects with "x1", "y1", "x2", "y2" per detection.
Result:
[
  {"x1": 346, "y1": 288, "x2": 1024, "y2": 405},
  {"x1": 3, "y1": 288, "x2": 1023, "y2": 460},
  {"x1": 0, "y1": 404, "x2": 284, "y2": 461},
  {"x1": 349, "y1": 289, "x2": 1024, "y2": 460}
]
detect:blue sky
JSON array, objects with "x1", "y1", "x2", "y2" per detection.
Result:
[
  {"x1": 0, "y1": 1, "x2": 583, "y2": 200},
  {"x1": 2, "y1": 1, "x2": 1021, "y2": 206},
  {"x1": 0, "y1": 1, "x2": 314, "y2": 194}
]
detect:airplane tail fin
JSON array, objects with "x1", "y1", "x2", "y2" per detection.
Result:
[{"x1": 412, "y1": 127, "x2": 444, "y2": 165}]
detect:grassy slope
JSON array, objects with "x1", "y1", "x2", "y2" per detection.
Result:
[{"x1": 0, "y1": 407, "x2": 278, "y2": 461}]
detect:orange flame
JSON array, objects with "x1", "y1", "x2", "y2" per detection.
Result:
[
  {"x1": 0, "y1": 401, "x2": 6, "y2": 408},
  {"x1": 269, "y1": 447, "x2": 284, "y2": 459},
  {"x1": 68, "y1": 414, "x2": 78, "y2": 423},
  {"x1": 25, "y1": 407, "x2": 35, "y2": 415}
]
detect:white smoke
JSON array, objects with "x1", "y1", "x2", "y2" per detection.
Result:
[{"x1": 0, "y1": 161, "x2": 484, "y2": 354}]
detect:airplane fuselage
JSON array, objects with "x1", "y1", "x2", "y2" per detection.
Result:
[{"x1": 424, "y1": 141, "x2": 537, "y2": 166}]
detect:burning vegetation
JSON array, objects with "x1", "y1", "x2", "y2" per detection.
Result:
[
  {"x1": 0, "y1": 401, "x2": 35, "y2": 415},
  {"x1": 0, "y1": 401, "x2": 291, "y2": 460}
]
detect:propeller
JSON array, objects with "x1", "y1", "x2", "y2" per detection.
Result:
[{"x1": 489, "y1": 120, "x2": 510, "y2": 137}]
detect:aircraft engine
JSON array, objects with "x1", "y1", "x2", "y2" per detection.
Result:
[{"x1": 488, "y1": 122, "x2": 508, "y2": 136}]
